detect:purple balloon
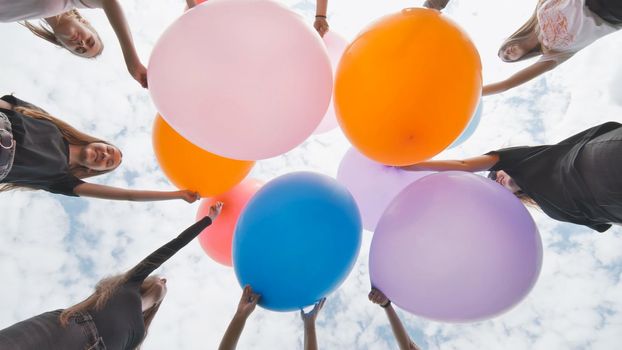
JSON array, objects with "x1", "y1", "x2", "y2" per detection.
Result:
[
  {"x1": 370, "y1": 171, "x2": 542, "y2": 322},
  {"x1": 337, "y1": 148, "x2": 433, "y2": 231}
]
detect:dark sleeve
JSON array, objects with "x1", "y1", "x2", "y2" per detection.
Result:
[
  {"x1": 557, "y1": 122, "x2": 622, "y2": 146},
  {"x1": 485, "y1": 146, "x2": 546, "y2": 171},
  {"x1": 46, "y1": 175, "x2": 85, "y2": 197},
  {"x1": 126, "y1": 216, "x2": 213, "y2": 283},
  {"x1": 589, "y1": 223, "x2": 612, "y2": 233}
]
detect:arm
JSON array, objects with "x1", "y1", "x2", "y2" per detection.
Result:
[
  {"x1": 300, "y1": 298, "x2": 326, "y2": 350},
  {"x1": 219, "y1": 285, "x2": 261, "y2": 350},
  {"x1": 401, "y1": 154, "x2": 499, "y2": 172},
  {"x1": 369, "y1": 288, "x2": 421, "y2": 350},
  {"x1": 314, "y1": 0, "x2": 329, "y2": 37},
  {"x1": 74, "y1": 182, "x2": 200, "y2": 202},
  {"x1": 482, "y1": 60, "x2": 557, "y2": 96},
  {"x1": 423, "y1": 0, "x2": 450, "y2": 10},
  {"x1": 101, "y1": 0, "x2": 148, "y2": 88},
  {"x1": 128, "y1": 202, "x2": 223, "y2": 282}
]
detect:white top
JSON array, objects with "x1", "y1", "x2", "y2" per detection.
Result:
[
  {"x1": 0, "y1": 0, "x2": 102, "y2": 22},
  {"x1": 537, "y1": 0, "x2": 620, "y2": 63}
]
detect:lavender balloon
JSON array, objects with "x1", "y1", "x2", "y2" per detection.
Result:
[
  {"x1": 337, "y1": 148, "x2": 433, "y2": 231},
  {"x1": 370, "y1": 171, "x2": 542, "y2": 322}
]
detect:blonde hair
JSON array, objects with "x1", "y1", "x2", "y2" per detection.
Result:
[
  {"x1": 60, "y1": 274, "x2": 164, "y2": 350},
  {"x1": 0, "y1": 102, "x2": 120, "y2": 192},
  {"x1": 22, "y1": 10, "x2": 104, "y2": 57},
  {"x1": 498, "y1": 4, "x2": 543, "y2": 62}
]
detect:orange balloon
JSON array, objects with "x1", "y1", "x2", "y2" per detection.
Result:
[
  {"x1": 335, "y1": 8, "x2": 482, "y2": 166},
  {"x1": 196, "y1": 179, "x2": 263, "y2": 266},
  {"x1": 152, "y1": 115, "x2": 254, "y2": 197}
]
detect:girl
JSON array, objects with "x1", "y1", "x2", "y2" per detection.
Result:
[
  {"x1": 0, "y1": 0, "x2": 148, "y2": 87},
  {"x1": 0, "y1": 202, "x2": 222, "y2": 350},
  {"x1": 424, "y1": 0, "x2": 622, "y2": 96},
  {"x1": 402, "y1": 122, "x2": 622, "y2": 232},
  {"x1": 0, "y1": 95, "x2": 198, "y2": 202}
]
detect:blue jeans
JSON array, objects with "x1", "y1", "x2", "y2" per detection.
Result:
[{"x1": 0, "y1": 310, "x2": 106, "y2": 350}]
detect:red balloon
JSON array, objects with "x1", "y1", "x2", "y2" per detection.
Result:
[{"x1": 196, "y1": 179, "x2": 263, "y2": 266}]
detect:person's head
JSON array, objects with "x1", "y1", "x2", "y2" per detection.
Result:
[
  {"x1": 75, "y1": 142, "x2": 123, "y2": 173},
  {"x1": 140, "y1": 276, "x2": 168, "y2": 327},
  {"x1": 23, "y1": 10, "x2": 103, "y2": 58},
  {"x1": 13, "y1": 105, "x2": 122, "y2": 179},
  {"x1": 60, "y1": 274, "x2": 167, "y2": 349},
  {"x1": 498, "y1": 9, "x2": 542, "y2": 62},
  {"x1": 488, "y1": 170, "x2": 537, "y2": 206}
]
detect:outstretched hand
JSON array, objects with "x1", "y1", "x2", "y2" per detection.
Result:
[
  {"x1": 208, "y1": 201, "x2": 224, "y2": 220},
  {"x1": 179, "y1": 190, "x2": 201, "y2": 203},
  {"x1": 300, "y1": 297, "x2": 326, "y2": 325},
  {"x1": 236, "y1": 285, "x2": 261, "y2": 319},
  {"x1": 368, "y1": 287, "x2": 391, "y2": 308},
  {"x1": 128, "y1": 61, "x2": 148, "y2": 88},
  {"x1": 423, "y1": 0, "x2": 449, "y2": 10},
  {"x1": 314, "y1": 17, "x2": 329, "y2": 37}
]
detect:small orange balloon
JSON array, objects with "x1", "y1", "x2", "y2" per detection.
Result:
[
  {"x1": 335, "y1": 8, "x2": 482, "y2": 166},
  {"x1": 196, "y1": 179, "x2": 263, "y2": 266},
  {"x1": 152, "y1": 115, "x2": 254, "y2": 197}
]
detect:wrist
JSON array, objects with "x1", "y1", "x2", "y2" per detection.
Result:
[
  {"x1": 233, "y1": 311, "x2": 250, "y2": 321},
  {"x1": 315, "y1": 15, "x2": 326, "y2": 18}
]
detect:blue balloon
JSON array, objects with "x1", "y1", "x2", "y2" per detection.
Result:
[
  {"x1": 233, "y1": 172, "x2": 362, "y2": 311},
  {"x1": 449, "y1": 99, "x2": 483, "y2": 148}
]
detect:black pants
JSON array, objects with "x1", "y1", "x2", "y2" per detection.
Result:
[
  {"x1": 0, "y1": 310, "x2": 106, "y2": 350},
  {"x1": 586, "y1": 0, "x2": 622, "y2": 24}
]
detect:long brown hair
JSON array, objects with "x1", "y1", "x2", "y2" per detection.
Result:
[
  {"x1": 498, "y1": 4, "x2": 543, "y2": 62},
  {"x1": 0, "y1": 103, "x2": 120, "y2": 192},
  {"x1": 22, "y1": 10, "x2": 104, "y2": 57},
  {"x1": 60, "y1": 275, "x2": 164, "y2": 350}
]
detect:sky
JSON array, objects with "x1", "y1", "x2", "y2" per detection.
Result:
[{"x1": 1, "y1": 0, "x2": 622, "y2": 349}]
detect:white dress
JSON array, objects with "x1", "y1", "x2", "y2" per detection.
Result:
[
  {"x1": 537, "y1": 0, "x2": 620, "y2": 63},
  {"x1": 0, "y1": 0, "x2": 102, "y2": 22}
]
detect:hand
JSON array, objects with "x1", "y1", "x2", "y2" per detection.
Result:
[
  {"x1": 128, "y1": 60, "x2": 148, "y2": 88},
  {"x1": 208, "y1": 201, "x2": 224, "y2": 220},
  {"x1": 300, "y1": 297, "x2": 326, "y2": 325},
  {"x1": 368, "y1": 287, "x2": 391, "y2": 307},
  {"x1": 236, "y1": 285, "x2": 261, "y2": 319},
  {"x1": 179, "y1": 190, "x2": 200, "y2": 203},
  {"x1": 423, "y1": 0, "x2": 449, "y2": 10},
  {"x1": 313, "y1": 17, "x2": 329, "y2": 37}
]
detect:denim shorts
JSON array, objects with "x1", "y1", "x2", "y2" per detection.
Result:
[
  {"x1": 0, "y1": 310, "x2": 106, "y2": 350},
  {"x1": 0, "y1": 110, "x2": 15, "y2": 181}
]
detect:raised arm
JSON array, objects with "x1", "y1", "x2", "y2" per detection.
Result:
[
  {"x1": 101, "y1": 0, "x2": 148, "y2": 87},
  {"x1": 400, "y1": 154, "x2": 499, "y2": 172},
  {"x1": 314, "y1": 0, "x2": 329, "y2": 37},
  {"x1": 301, "y1": 298, "x2": 326, "y2": 350},
  {"x1": 423, "y1": 0, "x2": 450, "y2": 10},
  {"x1": 219, "y1": 285, "x2": 261, "y2": 350},
  {"x1": 369, "y1": 288, "x2": 421, "y2": 350},
  {"x1": 127, "y1": 202, "x2": 223, "y2": 282},
  {"x1": 73, "y1": 182, "x2": 200, "y2": 202},
  {"x1": 482, "y1": 60, "x2": 557, "y2": 96}
]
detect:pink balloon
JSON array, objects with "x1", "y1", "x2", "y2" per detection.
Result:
[
  {"x1": 370, "y1": 172, "x2": 542, "y2": 322},
  {"x1": 149, "y1": 0, "x2": 332, "y2": 160},
  {"x1": 337, "y1": 148, "x2": 432, "y2": 231},
  {"x1": 314, "y1": 31, "x2": 349, "y2": 135}
]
